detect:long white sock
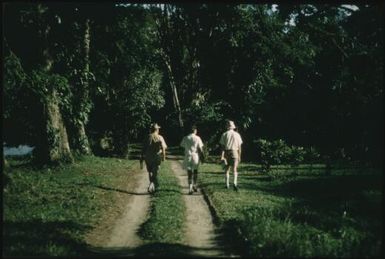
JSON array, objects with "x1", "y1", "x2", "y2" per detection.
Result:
[
  {"x1": 226, "y1": 173, "x2": 230, "y2": 187},
  {"x1": 234, "y1": 172, "x2": 238, "y2": 186}
]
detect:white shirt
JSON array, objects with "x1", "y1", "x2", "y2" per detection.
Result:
[
  {"x1": 180, "y1": 133, "x2": 204, "y2": 170},
  {"x1": 219, "y1": 129, "x2": 243, "y2": 151}
]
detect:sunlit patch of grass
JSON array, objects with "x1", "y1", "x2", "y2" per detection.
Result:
[
  {"x1": 3, "y1": 156, "x2": 135, "y2": 257},
  {"x1": 199, "y1": 162, "x2": 382, "y2": 257}
]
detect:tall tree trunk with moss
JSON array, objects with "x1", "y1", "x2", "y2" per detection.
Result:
[
  {"x1": 72, "y1": 18, "x2": 92, "y2": 155},
  {"x1": 43, "y1": 88, "x2": 73, "y2": 163},
  {"x1": 34, "y1": 4, "x2": 73, "y2": 163}
]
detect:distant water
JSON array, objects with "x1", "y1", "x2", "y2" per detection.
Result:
[{"x1": 3, "y1": 145, "x2": 35, "y2": 156}]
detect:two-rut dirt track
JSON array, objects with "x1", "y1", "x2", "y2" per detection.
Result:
[{"x1": 86, "y1": 157, "x2": 238, "y2": 257}]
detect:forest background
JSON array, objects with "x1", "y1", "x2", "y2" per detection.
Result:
[{"x1": 3, "y1": 2, "x2": 383, "y2": 167}]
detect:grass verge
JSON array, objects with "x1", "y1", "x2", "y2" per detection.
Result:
[
  {"x1": 199, "y1": 162, "x2": 383, "y2": 257},
  {"x1": 3, "y1": 155, "x2": 135, "y2": 257},
  {"x1": 138, "y1": 161, "x2": 185, "y2": 244}
]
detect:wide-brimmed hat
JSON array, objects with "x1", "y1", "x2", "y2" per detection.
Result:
[
  {"x1": 226, "y1": 120, "x2": 236, "y2": 129},
  {"x1": 150, "y1": 123, "x2": 161, "y2": 130}
]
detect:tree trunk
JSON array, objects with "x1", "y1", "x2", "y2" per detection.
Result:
[
  {"x1": 165, "y1": 58, "x2": 184, "y2": 129},
  {"x1": 72, "y1": 18, "x2": 92, "y2": 155},
  {"x1": 34, "y1": 4, "x2": 73, "y2": 163},
  {"x1": 73, "y1": 123, "x2": 91, "y2": 155},
  {"x1": 44, "y1": 89, "x2": 73, "y2": 162},
  {"x1": 155, "y1": 7, "x2": 184, "y2": 129}
]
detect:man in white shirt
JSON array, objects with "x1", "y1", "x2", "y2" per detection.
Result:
[
  {"x1": 220, "y1": 120, "x2": 243, "y2": 191},
  {"x1": 180, "y1": 125, "x2": 204, "y2": 194}
]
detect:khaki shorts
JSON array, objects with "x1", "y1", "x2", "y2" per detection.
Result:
[
  {"x1": 145, "y1": 156, "x2": 161, "y2": 173},
  {"x1": 224, "y1": 150, "x2": 239, "y2": 166}
]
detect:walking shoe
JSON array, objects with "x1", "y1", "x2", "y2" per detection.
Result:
[
  {"x1": 233, "y1": 185, "x2": 239, "y2": 192},
  {"x1": 148, "y1": 183, "x2": 155, "y2": 193},
  {"x1": 148, "y1": 185, "x2": 152, "y2": 193},
  {"x1": 193, "y1": 186, "x2": 198, "y2": 192}
]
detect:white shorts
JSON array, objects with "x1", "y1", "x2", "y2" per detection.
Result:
[{"x1": 183, "y1": 152, "x2": 200, "y2": 171}]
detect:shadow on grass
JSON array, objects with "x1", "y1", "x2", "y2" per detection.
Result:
[
  {"x1": 3, "y1": 220, "x2": 231, "y2": 257},
  {"x1": 202, "y1": 169, "x2": 383, "y2": 219},
  {"x1": 236, "y1": 174, "x2": 382, "y2": 235},
  {"x1": 3, "y1": 220, "x2": 91, "y2": 257},
  {"x1": 75, "y1": 182, "x2": 191, "y2": 196},
  {"x1": 92, "y1": 184, "x2": 151, "y2": 196},
  {"x1": 89, "y1": 241, "x2": 228, "y2": 257},
  {"x1": 256, "y1": 174, "x2": 382, "y2": 202}
]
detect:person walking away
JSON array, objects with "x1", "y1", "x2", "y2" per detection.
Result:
[
  {"x1": 219, "y1": 120, "x2": 243, "y2": 191},
  {"x1": 180, "y1": 125, "x2": 204, "y2": 195},
  {"x1": 140, "y1": 123, "x2": 167, "y2": 193}
]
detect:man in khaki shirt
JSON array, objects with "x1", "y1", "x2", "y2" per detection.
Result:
[
  {"x1": 220, "y1": 120, "x2": 243, "y2": 191},
  {"x1": 140, "y1": 123, "x2": 167, "y2": 193}
]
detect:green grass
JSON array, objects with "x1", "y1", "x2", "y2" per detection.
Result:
[
  {"x1": 138, "y1": 161, "x2": 186, "y2": 244},
  {"x1": 3, "y1": 155, "x2": 135, "y2": 257},
  {"x1": 199, "y1": 162, "x2": 383, "y2": 257},
  {"x1": 4, "y1": 154, "x2": 381, "y2": 257}
]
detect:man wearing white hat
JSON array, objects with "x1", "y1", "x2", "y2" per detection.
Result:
[
  {"x1": 219, "y1": 120, "x2": 243, "y2": 191},
  {"x1": 140, "y1": 123, "x2": 167, "y2": 193}
]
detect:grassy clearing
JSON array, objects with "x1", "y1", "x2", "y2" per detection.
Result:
[
  {"x1": 199, "y1": 162, "x2": 383, "y2": 257},
  {"x1": 3, "y1": 156, "x2": 135, "y2": 257},
  {"x1": 138, "y1": 161, "x2": 185, "y2": 244}
]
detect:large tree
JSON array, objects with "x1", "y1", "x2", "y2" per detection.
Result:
[{"x1": 4, "y1": 3, "x2": 73, "y2": 163}]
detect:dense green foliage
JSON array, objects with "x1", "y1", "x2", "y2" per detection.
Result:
[
  {"x1": 199, "y1": 162, "x2": 382, "y2": 257},
  {"x1": 3, "y1": 156, "x2": 135, "y2": 256},
  {"x1": 3, "y1": 3, "x2": 383, "y2": 165},
  {"x1": 255, "y1": 138, "x2": 320, "y2": 171}
]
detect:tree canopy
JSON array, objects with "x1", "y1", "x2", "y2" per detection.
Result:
[{"x1": 3, "y1": 3, "x2": 383, "y2": 165}]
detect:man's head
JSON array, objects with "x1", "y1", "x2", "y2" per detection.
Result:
[
  {"x1": 150, "y1": 123, "x2": 161, "y2": 133},
  {"x1": 191, "y1": 125, "x2": 197, "y2": 134},
  {"x1": 226, "y1": 120, "x2": 236, "y2": 130}
]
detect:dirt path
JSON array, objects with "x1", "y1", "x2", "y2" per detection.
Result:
[
  {"x1": 88, "y1": 158, "x2": 236, "y2": 257},
  {"x1": 170, "y1": 159, "x2": 230, "y2": 257},
  {"x1": 104, "y1": 166, "x2": 150, "y2": 249}
]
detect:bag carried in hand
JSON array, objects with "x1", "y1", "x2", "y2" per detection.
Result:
[{"x1": 198, "y1": 148, "x2": 206, "y2": 164}]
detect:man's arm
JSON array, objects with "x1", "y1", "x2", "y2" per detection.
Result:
[
  {"x1": 140, "y1": 138, "x2": 146, "y2": 169},
  {"x1": 161, "y1": 136, "x2": 167, "y2": 161},
  {"x1": 219, "y1": 133, "x2": 225, "y2": 160},
  {"x1": 237, "y1": 133, "x2": 243, "y2": 163},
  {"x1": 220, "y1": 149, "x2": 225, "y2": 160},
  {"x1": 238, "y1": 147, "x2": 242, "y2": 163}
]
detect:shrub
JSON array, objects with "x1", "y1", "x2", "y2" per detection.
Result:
[{"x1": 254, "y1": 138, "x2": 320, "y2": 172}]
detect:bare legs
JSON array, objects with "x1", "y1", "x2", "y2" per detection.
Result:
[
  {"x1": 147, "y1": 165, "x2": 159, "y2": 193},
  {"x1": 188, "y1": 169, "x2": 198, "y2": 194},
  {"x1": 225, "y1": 167, "x2": 230, "y2": 188},
  {"x1": 225, "y1": 159, "x2": 239, "y2": 191}
]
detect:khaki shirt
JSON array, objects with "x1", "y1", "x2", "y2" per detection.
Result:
[
  {"x1": 219, "y1": 129, "x2": 243, "y2": 151},
  {"x1": 142, "y1": 133, "x2": 167, "y2": 164}
]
